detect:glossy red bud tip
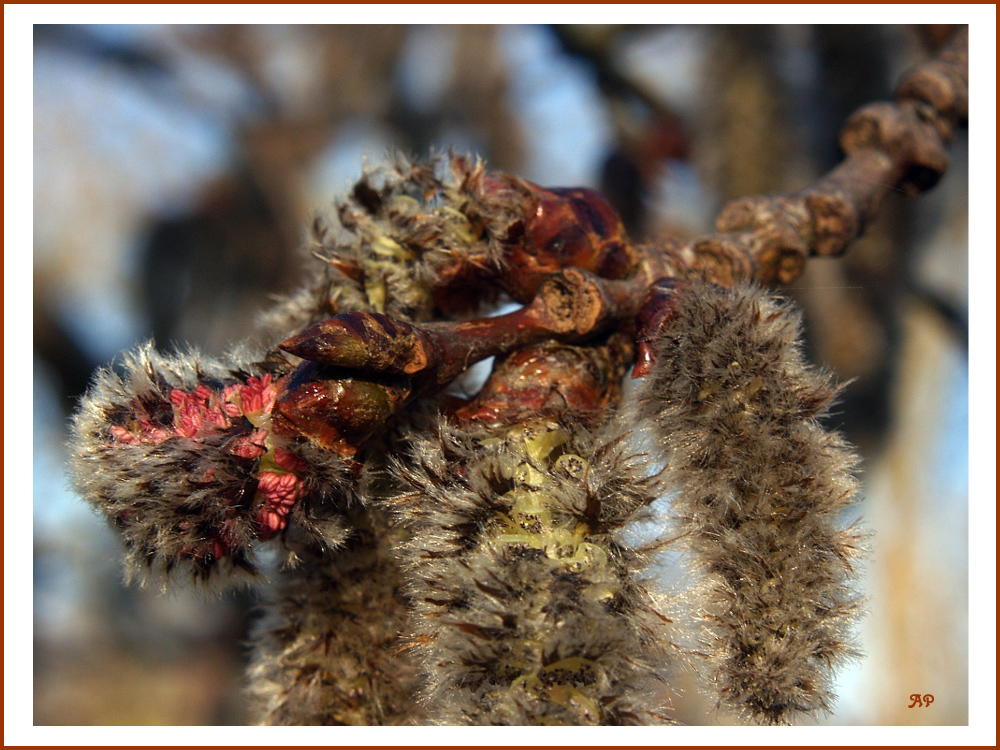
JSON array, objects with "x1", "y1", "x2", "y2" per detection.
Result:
[{"x1": 279, "y1": 311, "x2": 433, "y2": 376}]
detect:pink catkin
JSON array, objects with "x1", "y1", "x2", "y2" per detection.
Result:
[{"x1": 107, "y1": 373, "x2": 310, "y2": 548}]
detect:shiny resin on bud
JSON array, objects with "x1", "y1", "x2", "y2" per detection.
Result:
[
  {"x1": 453, "y1": 339, "x2": 630, "y2": 425},
  {"x1": 280, "y1": 311, "x2": 432, "y2": 376},
  {"x1": 501, "y1": 184, "x2": 638, "y2": 302},
  {"x1": 271, "y1": 362, "x2": 410, "y2": 457},
  {"x1": 632, "y1": 278, "x2": 684, "y2": 378}
]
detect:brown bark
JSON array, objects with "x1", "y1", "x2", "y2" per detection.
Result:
[{"x1": 677, "y1": 26, "x2": 967, "y2": 286}]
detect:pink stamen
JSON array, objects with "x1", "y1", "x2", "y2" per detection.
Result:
[
  {"x1": 161, "y1": 374, "x2": 282, "y2": 447},
  {"x1": 207, "y1": 408, "x2": 230, "y2": 429},
  {"x1": 110, "y1": 425, "x2": 136, "y2": 444},
  {"x1": 143, "y1": 426, "x2": 173, "y2": 444},
  {"x1": 231, "y1": 428, "x2": 269, "y2": 459},
  {"x1": 274, "y1": 448, "x2": 309, "y2": 473},
  {"x1": 258, "y1": 471, "x2": 299, "y2": 504},
  {"x1": 210, "y1": 538, "x2": 230, "y2": 559},
  {"x1": 239, "y1": 373, "x2": 277, "y2": 416},
  {"x1": 256, "y1": 507, "x2": 287, "y2": 537},
  {"x1": 255, "y1": 471, "x2": 302, "y2": 539}
]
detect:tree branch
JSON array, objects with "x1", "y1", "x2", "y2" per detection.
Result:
[{"x1": 666, "y1": 26, "x2": 967, "y2": 286}]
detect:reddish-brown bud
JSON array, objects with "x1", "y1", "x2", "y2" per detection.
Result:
[
  {"x1": 452, "y1": 337, "x2": 632, "y2": 426},
  {"x1": 280, "y1": 312, "x2": 433, "y2": 376},
  {"x1": 500, "y1": 184, "x2": 638, "y2": 301},
  {"x1": 631, "y1": 278, "x2": 684, "y2": 378},
  {"x1": 271, "y1": 362, "x2": 410, "y2": 457}
]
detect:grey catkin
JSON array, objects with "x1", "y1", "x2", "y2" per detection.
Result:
[
  {"x1": 386, "y1": 417, "x2": 678, "y2": 725},
  {"x1": 633, "y1": 281, "x2": 866, "y2": 725},
  {"x1": 68, "y1": 149, "x2": 877, "y2": 726},
  {"x1": 68, "y1": 342, "x2": 353, "y2": 585},
  {"x1": 247, "y1": 503, "x2": 423, "y2": 725},
  {"x1": 258, "y1": 152, "x2": 523, "y2": 339},
  {"x1": 70, "y1": 343, "x2": 274, "y2": 584}
]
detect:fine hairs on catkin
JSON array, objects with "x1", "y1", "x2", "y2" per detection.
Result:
[
  {"x1": 69, "y1": 151, "x2": 529, "y2": 721},
  {"x1": 243, "y1": 153, "x2": 536, "y2": 724},
  {"x1": 257, "y1": 152, "x2": 525, "y2": 343},
  {"x1": 69, "y1": 342, "x2": 353, "y2": 585},
  {"x1": 247, "y1": 501, "x2": 423, "y2": 726},
  {"x1": 386, "y1": 416, "x2": 679, "y2": 725},
  {"x1": 633, "y1": 281, "x2": 866, "y2": 725}
]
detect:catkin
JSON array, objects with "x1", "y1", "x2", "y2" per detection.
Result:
[
  {"x1": 69, "y1": 343, "x2": 354, "y2": 585},
  {"x1": 259, "y1": 152, "x2": 525, "y2": 335},
  {"x1": 247, "y1": 503, "x2": 422, "y2": 725},
  {"x1": 633, "y1": 281, "x2": 865, "y2": 724},
  {"x1": 388, "y1": 418, "x2": 677, "y2": 725}
]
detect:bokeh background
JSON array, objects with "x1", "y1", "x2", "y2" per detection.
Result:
[{"x1": 29, "y1": 22, "x2": 973, "y2": 727}]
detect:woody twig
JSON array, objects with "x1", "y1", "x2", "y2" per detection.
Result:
[{"x1": 664, "y1": 26, "x2": 968, "y2": 287}]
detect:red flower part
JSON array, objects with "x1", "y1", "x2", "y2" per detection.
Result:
[
  {"x1": 175, "y1": 414, "x2": 200, "y2": 438},
  {"x1": 222, "y1": 384, "x2": 242, "y2": 415},
  {"x1": 169, "y1": 385, "x2": 235, "y2": 438},
  {"x1": 231, "y1": 428, "x2": 269, "y2": 459},
  {"x1": 210, "y1": 538, "x2": 231, "y2": 560},
  {"x1": 258, "y1": 471, "x2": 300, "y2": 508},
  {"x1": 109, "y1": 412, "x2": 172, "y2": 445},
  {"x1": 239, "y1": 374, "x2": 276, "y2": 416},
  {"x1": 257, "y1": 472, "x2": 279, "y2": 492},
  {"x1": 274, "y1": 447, "x2": 309, "y2": 473},
  {"x1": 255, "y1": 471, "x2": 302, "y2": 539},
  {"x1": 206, "y1": 406, "x2": 231, "y2": 430},
  {"x1": 143, "y1": 426, "x2": 173, "y2": 444},
  {"x1": 257, "y1": 508, "x2": 286, "y2": 536},
  {"x1": 110, "y1": 425, "x2": 137, "y2": 444}
]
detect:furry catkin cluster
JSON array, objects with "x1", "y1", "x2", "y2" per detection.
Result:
[
  {"x1": 388, "y1": 418, "x2": 677, "y2": 725},
  {"x1": 634, "y1": 281, "x2": 865, "y2": 725},
  {"x1": 68, "y1": 150, "x2": 875, "y2": 726},
  {"x1": 69, "y1": 343, "x2": 353, "y2": 584}
]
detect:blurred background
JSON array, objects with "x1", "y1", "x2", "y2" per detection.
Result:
[{"x1": 32, "y1": 24, "x2": 969, "y2": 726}]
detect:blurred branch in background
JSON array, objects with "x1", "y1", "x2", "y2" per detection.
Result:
[{"x1": 32, "y1": 23, "x2": 969, "y2": 725}]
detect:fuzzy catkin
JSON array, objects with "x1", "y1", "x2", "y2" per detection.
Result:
[
  {"x1": 247, "y1": 502, "x2": 423, "y2": 725},
  {"x1": 69, "y1": 343, "x2": 352, "y2": 585},
  {"x1": 257, "y1": 152, "x2": 523, "y2": 341},
  {"x1": 388, "y1": 418, "x2": 676, "y2": 725},
  {"x1": 634, "y1": 281, "x2": 865, "y2": 725}
]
